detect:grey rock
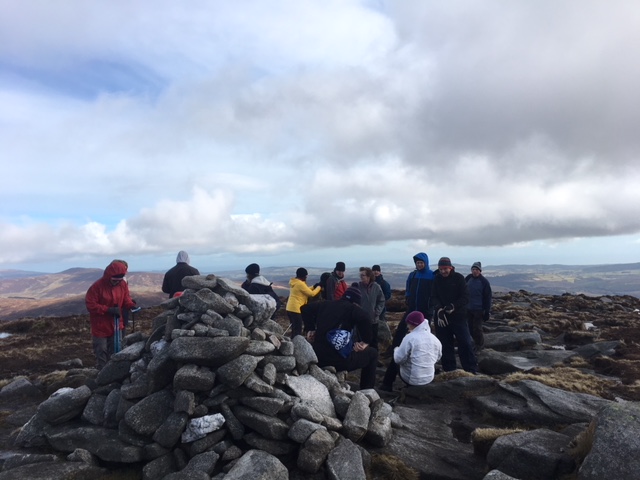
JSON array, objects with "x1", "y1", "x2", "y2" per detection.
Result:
[
  {"x1": 111, "y1": 340, "x2": 146, "y2": 361},
  {"x1": 169, "y1": 336, "x2": 249, "y2": 367},
  {"x1": 297, "y1": 428, "x2": 335, "y2": 473},
  {"x1": 2, "y1": 453, "x2": 59, "y2": 471},
  {"x1": 14, "y1": 412, "x2": 49, "y2": 447},
  {"x1": 288, "y1": 418, "x2": 326, "y2": 443},
  {"x1": 0, "y1": 461, "x2": 107, "y2": 480},
  {"x1": 246, "y1": 340, "x2": 277, "y2": 356},
  {"x1": 404, "y1": 376, "x2": 498, "y2": 403},
  {"x1": 143, "y1": 453, "x2": 176, "y2": 480},
  {"x1": 262, "y1": 363, "x2": 277, "y2": 385},
  {"x1": 240, "y1": 396, "x2": 285, "y2": 416},
  {"x1": 221, "y1": 403, "x2": 246, "y2": 441},
  {"x1": 174, "y1": 390, "x2": 196, "y2": 414},
  {"x1": 326, "y1": 438, "x2": 366, "y2": 480},
  {"x1": 286, "y1": 374, "x2": 336, "y2": 418},
  {"x1": 484, "y1": 331, "x2": 542, "y2": 351},
  {"x1": 182, "y1": 274, "x2": 218, "y2": 291},
  {"x1": 179, "y1": 289, "x2": 234, "y2": 314},
  {"x1": 573, "y1": 341, "x2": 620, "y2": 359},
  {"x1": 291, "y1": 401, "x2": 325, "y2": 423},
  {"x1": 153, "y1": 412, "x2": 189, "y2": 448},
  {"x1": 292, "y1": 335, "x2": 318, "y2": 374},
  {"x1": 181, "y1": 414, "x2": 226, "y2": 443},
  {"x1": 67, "y1": 448, "x2": 98, "y2": 465},
  {"x1": 342, "y1": 391, "x2": 370, "y2": 442},
  {"x1": 0, "y1": 376, "x2": 41, "y2": 400},
  {"x1": 173, "y1": 364, "x2": 216, "y2": 391},
  {"x1": 37, "y1": 385, "x2": 92, "y2": 425},
  {"x1": 183, "y1": 451, "x2": 220, "y2": 475},
  {"x1": 578, "y1": 402, "x2": 640, "y2": 480},
  {"x1": 103, "y1": 388, "x2": 121, "y2": 427},
  {"x1": 479, "y1": 348, "x2": 577, "y2": 375},
  {"x1": 223, "y1": 449, "x2": 289, "y2": 480},
  {"x1": 244, "y1": 372, "x2": 275, "y2": 394},
  {"x1": 483, "y1": 471, "x2": 520, "y2": 480},
  {"x1": 188, "y1": 429, "x2": 228, "y2": 457},
  {"x1": 96, "y1": 359, "x2": 132, "y2": 385},
  {"x1": 365, "y1": 400, "x2": 393, "y2": 447},
  {"x1": 243, "y1": 432, "x2": 297, "y2": 456},
  {"x1": 261, "y1": 355, "x2": 296, "y2": 373},
  {"x1": 232, "y1": 406, "x2": 290, "y2": 440},
  {"x1": 124, "y1": 389, "x2": 174, "y2": 436},
  {"x1": 279, "y1": 340, "x2": 294, "y2": 356},
  {"x1": 308, "y1": 364, "x2": 341, "y2": 392},
  {"x1": 217, "y1": 354, "x2": 261, "y2": 388},
  {"x1": 215, "y1": 314, "x2": 245, "y2": 336},
  {"x1": 487, "y1": 429, "x2": 575, "y2": 479},
  {"x1": 81, "y1": 394, "x2": 107, "y2": 425}
]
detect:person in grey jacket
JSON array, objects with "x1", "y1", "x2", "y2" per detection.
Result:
[
  {"x1": 465, "y1": 261, "x2": 492, "y2": 351},
  {"x1": 356, "y1": 267, "x2": 386, "y2": 351}
]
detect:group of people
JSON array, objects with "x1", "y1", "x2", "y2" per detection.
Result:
[{"x1": 85, "y1": 250, "x2": 492, "y2": 394}]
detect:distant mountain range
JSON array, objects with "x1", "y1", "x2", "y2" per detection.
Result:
[{"x1": 0, "y1": 263, "x2": 639, "y2": 321}]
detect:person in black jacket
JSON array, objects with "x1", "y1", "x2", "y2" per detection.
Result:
[
  {"x1": 465, "y1": 261, "x2": 492, "y2": 351},
  {"x1": 431, "y1": 257, "x2": 477, "y2": 373},
  {"x1": 162, "y1": 251, "x2": 200, "y2": 298},
  {"x1": 241, "y1": 263, "x2": 283, "y2": 317},
  {"x1": 301, "y1": 286, "x2": 378, "y2": 389}
]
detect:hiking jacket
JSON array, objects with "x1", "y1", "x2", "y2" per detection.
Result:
[
  {"x1": 358, "y1": 281, "x2": 386, "y2": 324},
  {"x1": 430, "y1": 270, "x2": 468, "y2": 323},
  {"x1": 375, "y1": 275, "x2": 392, "y2": 301},
  {"x1": 405, "y1": 252, "x2": 435, "y2": 318},
  {"x1": 162, "y1": 262, "x2": 200, "y2": 298},
  {"x1": 286, "y1": 278, "x2": 321, "y2": 313},
  {"x1": 325, "y1": 272, "x2": 347, "y2": 300},
  {"x1": 465, "y1": 273, "x2": 492, "y2": 316},
  {"x1": 394, "y1": 321, "x2": 442, "y2": 386},
  {"x1": 85, "y1": 261, "x2": 136, "y2": 338}
]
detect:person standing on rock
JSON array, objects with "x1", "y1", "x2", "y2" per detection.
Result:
[
  {"x1": 85, "y1": 260, "x2": 137, "y2": 370},
  {"x1": 285, "y1": 267, "x2": 321, "y2": 337},
  {"x1": 241, "y1": 263, "x2": 282, "y2": 318},
  {"x1": 325, "y1": 261, "x2": 347, "y2": 300},
  {"x1": 301, "y1": 285, "x2": 379, "y2": 389},
  {"x1": 465, "y1": 262, "x2": 492, "y2": 352},
  {"x1": 431, "y1": 257, "x2": 477, "y2": 373},
  {"x1": 357, "y1": 267, "x2": 386, "y2": 351},
  {"x1": 162, "y1": 250, "x2": 200, "y2": 298}
]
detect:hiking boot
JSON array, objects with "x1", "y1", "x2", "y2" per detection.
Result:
[{"x1": 378, "y1": 383, "x2": 393, "y2": 392}]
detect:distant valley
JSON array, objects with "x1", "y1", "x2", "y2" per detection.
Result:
[{"x1": 0, "y1": 262, "x2": 639, "y2": 321}]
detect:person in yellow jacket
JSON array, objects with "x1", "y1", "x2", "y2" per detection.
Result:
[{"x1": 286, "y1": 267, "x2": 321, "y2": 337}]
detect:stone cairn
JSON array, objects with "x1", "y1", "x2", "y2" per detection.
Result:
[{"x1": 15, "y1": 275, "x2": 394, "y2": 479}]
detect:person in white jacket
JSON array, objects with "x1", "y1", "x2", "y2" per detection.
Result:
[{"x1": 393, "y1": 311, "x2": 443, "y2": 386}]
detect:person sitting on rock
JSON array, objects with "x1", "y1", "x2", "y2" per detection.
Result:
[
  {"x1": 241, "y1": 263, "x2": 282, "y2": 317},
  {"x1": 162, "y1": 250, "x2": 200, "y2": 298},
  {"x1": 285, "y1": 267, "x2": 321, "y2": 337},
  {"x1": 301, "y1": 286, "x2": 378, "y2": 390}
]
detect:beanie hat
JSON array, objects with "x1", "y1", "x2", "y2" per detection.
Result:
[
  {"x1": 471, "y1": 261, "x2": 482, "y2": 271},
  {"x1": 372, "y1": 264, "x2": 381, "y2": 272},
  {"x1": 335, "y1": 261, "x2": 346, "y2": 272},
  {"x1": 438, "y1": 257, "x2": 452, "y2": 268},
  {"x1": 406, "y1": 311, "x2": 425, "y2": 327},
  {"x1": 296, "y1": 267, "x2": 308, "y2": 278},
  {"x1": 342, "y1": 286, "x2": 362, "y2": 305},
  {"x1": 245, "y1": 263, "x2": 260, "y2": 275}
]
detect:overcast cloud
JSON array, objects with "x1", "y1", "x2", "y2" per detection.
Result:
[{"x1": 1, "y1": 0, "x2": 639, "y2": 272}]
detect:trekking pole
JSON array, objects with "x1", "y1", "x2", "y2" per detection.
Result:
[{"x1": 113, "y1": 313, "x2": 121, "y2": 353}]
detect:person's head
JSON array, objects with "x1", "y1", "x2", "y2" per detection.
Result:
[
  {"x1": 176, "y1": 251, "x2": 190, "y2": 265},
  {"x1": 105, "y1": 260, "x2": 128, "y2": 286},
  {"x1": 471, "y1": 261, "x2": 482, "y2": 278},
  {"x1": 245, "y1": 263, "x2": 260, "y2": 279},
  {"x1": 406, "y1": 311, "x2": 425, "y2": 331},
  {"x1": 342, "y1": 285, "x2": 362, "y2": 305},
  {"x1": 334, "y1": 261, "x2": 346, "y2": 279},
  {"x1": 295, "y1": 267, "x2": 308, "y2": 280},
  {"x1": 413, "y1": 252, "x2": 429, "y2": 271},
  {"x1": 359, "y1": 267, "x2": 374, "y2": 285},
  {"x1": 372, "y1": 264, "x2": 382, "y2": 277},
  {"x1": 438, "y1": 257, "x2": 453, "y2": 277}
]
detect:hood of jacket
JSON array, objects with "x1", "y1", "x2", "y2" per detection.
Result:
[
  {"x1": 251, "y1": 275, "x2": 272, "y2": 287},
  {"x1": 413, "y1": 252, "x2": 430, "y2": 268},
  {"x1": 103, "y1": 261, "x2": 127, "y2": 281},
  {"x1": 176, "y1": 250, "x2": 190, "y2": 264},
  {"x1": 289, "y1": 277, "x2": 305, "y2": 288}
]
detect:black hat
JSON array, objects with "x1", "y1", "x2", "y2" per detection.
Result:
[
  {"x1": 296, "y1": 267, "x2": 308, "y2": 278},
  {"x1": 372, "y1": 264, "x2": 381, "y2": 272},
  {"x1": 335, "y1": 262, "x2": 346, "y2": 272},
  {"x1": 438, "y1": 257, "x2": 452, "y2": 267},
  {"x1": 471, "y1": 261, "x2": 482, "y2": 271},
  {"x1": 343, "y1": 286, "x2": 362, "y2": 305},
  {"x1": 245, "y1": 263, "x2": 260, "y2": 275}
]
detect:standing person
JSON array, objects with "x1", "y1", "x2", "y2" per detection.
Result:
[
  {"x1": 431, "y1": 257, "x2": 477, "y2": 374},
  {"x1": 242, "y1": 263, "x2": 283, "y2": 317},
  {"x1": 386, "y1": 252, "x2": 435, "y2": 355},
  {"x1": 393, "y1": 311, "x2": 442, "y2": 387},
  {"x1": 325, "y1": 262, "x2": 347, "y2": 301},
  {"x1": 285, "y1": 268, "x2": 321, "y2": 337},
  {"x1": 465, "y1": 262, "x2": 492, "y2": 352},
  {"x1": 372, "y1": 264, "x2": 391, "y2": 323},
  {"x1": 85, "y1": 260, "x2": 136, "y2": 370},
  {"x1": 357, "y1": 267, "x2": 386, "y2": 351},
  {"x1": 301, "y1": 286, "x2": 378, "y2": 390},
  {"x1": 162, "y1": 251, "x2": 200, "y2": 298}
]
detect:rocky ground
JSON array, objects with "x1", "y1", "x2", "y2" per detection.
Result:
[{"x1": 0, "y1": 288, "x2": 639, "y2": 479}]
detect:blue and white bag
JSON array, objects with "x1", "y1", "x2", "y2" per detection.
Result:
[{"x1": 326, "y1": 329, "x2": 354, "y2": 358}]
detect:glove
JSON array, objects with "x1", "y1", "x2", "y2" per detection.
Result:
[
  {"x1": 437, "y1": 309, "x2": 448, "y2": 327},
  {"x1": 445, "y1": 303, "x2": 455, "y2": 314},
  {"x1": 107, "y1": 307, "x2": 120, "y2": 316}
]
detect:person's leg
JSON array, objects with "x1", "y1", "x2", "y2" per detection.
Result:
[
  {"x1": 380, "y1": 358, "x2": 399, "y2": 390},
  {"x1": 345, "y1": 347, "x2": 379, "y2": 389},
  {"x1": 370, "y1": 322, "x2": 379, "y2": 351},
  {"x1": 92, "y1": 336, "x2": 108, "y2": 370},
  {"x1": 436, "y1": 324, "x2": 457, "y2": 371},
  {"x1": 470, "y1": 310, "x2": 485, "y2": 350},
  {"x1": 452, "y1": 321, "x2": 478, "y2": 373},
  {"x1": 287, "y1": 311, "x2": 303, "y2": 337}
]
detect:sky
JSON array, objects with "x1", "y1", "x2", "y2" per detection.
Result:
[{"x1": 1, "y1": 1, "x2": 639, "y2": 274}]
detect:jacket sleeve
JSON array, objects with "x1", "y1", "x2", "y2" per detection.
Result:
[
  {"x1": 374, "y1": 285, "x2": 386, "y2": 318},
  {"x1": 85, "y1": 284, "x2": 109, "y2": 316},
  {"x1": 382, "y1": 280, "x2": 391, "y2": 300},
  {"x1": 430, "y1": 280, "x2": 442, "y2": 311},
  {"x1": 300, "y1": 283, "x2": 321, "y2": 298},
  {"x1": 482, "y1": 277, "x2": 492, "y2": 312},
  {"x1": 393, "y1": 336, "x2": 411, "y2": 365},
  {"x1": 453, "y1": 275, "x2": 468, "y2": 311},
  {"x1": 162, "y1": 273, "x2": 170, "y2": 294}
]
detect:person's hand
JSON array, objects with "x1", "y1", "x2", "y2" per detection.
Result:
[
  {"x1": 353, "y1": 341, "x2": 368, "y2": 352},
  {"x1": 107, "y1": 307, "x2": 119, "y2": 315},
  {"x1": 306, "y1": 331, "x2": 316, "y2": 343},
  {"x1": 437, "y1": 309, "x2": 448, "y2": 327},
  {"x1": 313, "y1": 283, "x2": 320, "y2": 288},
  {"x1": 445, "y1": 304, "x2": 455, "y2": 314}
]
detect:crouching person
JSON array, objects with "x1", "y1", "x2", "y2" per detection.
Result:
[
  {"x1": 301, "y1": 286, "x2": 378, "y2": 390},
  {"x1": 394, "y1": 311, "x2": 442, "y2": 386}
]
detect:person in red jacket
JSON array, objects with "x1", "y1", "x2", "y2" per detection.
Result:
[{"x1": 85, "y1": 260, "x2": 136, "y2": 369}]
